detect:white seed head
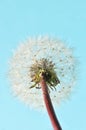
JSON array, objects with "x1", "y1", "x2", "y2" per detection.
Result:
[{"x1": 9, "y1": 36, "x2": 77, "y2": 110}]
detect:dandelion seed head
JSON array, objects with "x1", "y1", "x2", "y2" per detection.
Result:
[{"x1": 9, "y1": 36, "x2": 77, "y2": 110}]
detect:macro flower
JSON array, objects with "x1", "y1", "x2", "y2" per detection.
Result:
[{"x1": 9, "y1": 36, "x2": 76, "y2": 110}]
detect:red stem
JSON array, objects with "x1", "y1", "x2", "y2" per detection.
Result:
[{"x1": 40, "y1": 76, "x2": 62, "y2": 130}]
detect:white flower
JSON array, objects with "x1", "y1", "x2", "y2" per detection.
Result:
[{"x1": 9, "y1": 36, "x2": 77, "y2": 110}]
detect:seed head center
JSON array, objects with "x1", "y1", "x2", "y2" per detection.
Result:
[{"x1": 29, "y1": 58, "x2": 60, "y2": 90}]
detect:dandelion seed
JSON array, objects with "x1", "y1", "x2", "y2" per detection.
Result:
[{"x1": 9, "y1": 36, "x2": 76, "y2": 108}]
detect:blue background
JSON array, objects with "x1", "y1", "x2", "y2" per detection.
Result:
[{"x1": 0, "y1": 0, "x2": 86, "y2": 130}]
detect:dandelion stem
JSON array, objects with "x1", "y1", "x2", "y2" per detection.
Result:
[{"x1": 40, "y1": 75, "x2": 62, "y2": 130}]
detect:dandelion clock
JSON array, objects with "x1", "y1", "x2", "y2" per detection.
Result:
[{"x1": 9, "y1": 36, "x2": 77, "y2": 130}]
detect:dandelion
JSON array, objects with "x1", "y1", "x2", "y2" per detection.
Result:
[{"x1": 9, "y1": 36, "x2": 76, "y2": 130}]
